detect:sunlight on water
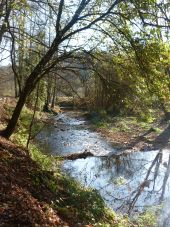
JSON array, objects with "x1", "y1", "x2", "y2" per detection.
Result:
[
  {"x1": 63, "y1": 150, "x2": 170, "y2": 213},
  {"x1": 36, "y1": 112, "x2": 170, "y2": 225}
]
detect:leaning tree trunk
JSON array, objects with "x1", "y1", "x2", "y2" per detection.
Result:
[
  {"x1": 0, "y1": 88, "x2": 29, "y2": 138},
  {"x1": 0, "y1": 68, "x2": 43, "y2": 138},
  {"x1": 0, "y1": 36, "x2": 59, "y2": 138},
  {"x1": 0, "y1": 56, "x2": 43, "y2": 139}
]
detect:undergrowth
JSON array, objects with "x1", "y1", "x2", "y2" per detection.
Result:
[
  {"x1": 11, "y1": 106, "x2": 158, "y2": 226},
  {"x1": 88, "y1": 110, "x2": 163, "y2": 135}
]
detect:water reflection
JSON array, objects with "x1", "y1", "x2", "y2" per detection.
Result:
[
  {"x1": 36, "y1": 112, "x2": 170, "y2": 224},
  {"x1": 37, "y1": 113, "x2": 116, "y2": 156},
  {"x1": 63, "y1": 150, "x2": 170, "y2": 214}
]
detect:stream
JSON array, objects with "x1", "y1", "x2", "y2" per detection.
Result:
[{"x1": 36, "y1": 111, "x2": 170, "y2": 225}]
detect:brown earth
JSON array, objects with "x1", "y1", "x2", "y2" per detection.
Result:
[
  {"x1": 0, "y1": 98, "x2": 105, "y2": 227},
  {"x1": 95, "y1": 120, "x2": 170, "y2": 152},
  {"x1": 0, "y1": 97, "x2": 16, "y2": 130},
  {"x1": 0, "y1": 136, "x2": 70, "y2": 227},
  {"x1": 0, "y1": 98, "x2": 80, "y2": 226},
  {"x1": 0, "y1": 97, "x2": 169, "y2": 226},
  {"x1": 68, "y1": 110, "x2": 170, "y2": 152}
]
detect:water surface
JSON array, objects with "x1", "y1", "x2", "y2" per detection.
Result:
[{"x1": 36, "y1": 111, "x2": 170, "y2": 225}]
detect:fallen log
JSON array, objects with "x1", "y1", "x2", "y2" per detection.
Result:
[
  {"x1": 62, "y1": 150, "x2": 94, "y2": 160},
  {"x1": 60, "y1": 149, "x2": 135, "y2": 161}
]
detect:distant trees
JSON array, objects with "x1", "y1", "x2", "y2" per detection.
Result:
[
  {"x1": 0, "y1": 0, "x2": 169, "y2": 138},
  {"x1": 88, "y1": 41, "x2": 170, "y2": 117},
  {"x1": 1, "y1": 0, "x2": 125, "y2": 138},
  {"x1": 82, "y1": 0, "x2": 170, "y2": 116}
]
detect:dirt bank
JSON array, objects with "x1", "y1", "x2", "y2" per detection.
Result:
[
  {"x1": 79, "y1": 111, "x2": 170, "y2": 152},
  {"x1": 0, "y1": 136, "x2": 69, "y2": 226},
  {"x1": 0, "y1": 98, "x2": 128, "y2": 227}
]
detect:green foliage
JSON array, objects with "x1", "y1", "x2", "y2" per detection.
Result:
[
  {"x1": 56, "y1": 176, "x2": 108, "y2": 224},
  {"x1": 88, "y1": 111, "x2": 110, "y2": 128},
  {"x1": 12, "y1": 106, "x2": 159, "y2": 226},
  {"x1": 89, "y1": 112, "x2": 157, "y2": 136},
  {"x1": 139, "y1": 112, "x2": 155, "y2": 124},
  {"x1": 113, "y1": 176, "x2": 127, "y2": 186},
  {"x1": 12, "y1": 106, "x2": 44, "y2": 146},
  {"x1": 134, "y1": 208, "x2": 159, "y2": 227},
  {"x1": 150, "y1": 127, "x2": 163, "y2": 134},
  {"x1": 88, "y1": 35, "x2": 170, "y2": 118}
]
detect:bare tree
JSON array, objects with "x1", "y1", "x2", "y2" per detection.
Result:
[
  {"x1": 0, "y1": 0, "x2": 14, "y2": 44},
  {"x1": 0, "y1": 0, "x2": 124, "y2": 138},
  {"x1": 0, "y1": 0, "x2": 169, "y2": 138}
]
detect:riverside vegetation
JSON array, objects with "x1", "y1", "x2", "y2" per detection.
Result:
[
  {"x1": 0, "y1": 99, "x2": 160, "y2": 226},
  {"x1": 0, "y1": 0, "x2": 170, "y2": 226}
]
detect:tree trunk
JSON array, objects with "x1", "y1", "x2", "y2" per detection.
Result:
[
  {"x1": 51, "y1": 76, "x2": 57, "y2": 108},
  {"x1": 26, "y1": 83, "x2": 39, "y2": 148},
  {"x1": 0, "y1": 4, "x2": 12, "y2": 44},
  {"x1": 14, "y1": 74, "x2": 18, "y2": 98},
  {"x1": 43, "y1": 77, "x2": 51, "y2": 112},
  {"x1": 1, "y1": 38, "x2": 58, "y2": 138},
  {"x1": 0, "y1": 89, "x2": 29, "y2": 138}
]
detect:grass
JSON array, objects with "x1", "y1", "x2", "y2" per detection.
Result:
[
  {"x1": 13, "y1": 131, "x2": 120, "y2": 225},
  {"x1": 10, "y1": 106, "x2": 159, "y2": 226},
  {"x1": 12, "y1": 127, "x2": 121, "y2": 224},
  {"x1": 88, "y1": 111, "x2": 164, "y2": 136}
]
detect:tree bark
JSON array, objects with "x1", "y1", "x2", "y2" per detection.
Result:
[
  {"x1": 26, "y1": 83, "x2": 39, "y2": 148},
  {"x1": 0, "y1": 88, "x2": 29, "y2": 138},
  {"x1": 51, "y1": 76, "x2": 57, "y2": 108},
  {"x1": 14, "y1": 74, "x2": 18, "y2": 98},
  {"x1": 0, "y1": 1, "x2": 12, "y2": 44},
  {"x1": 0, "y1": 0, "x2": 123, "y2": 139}
]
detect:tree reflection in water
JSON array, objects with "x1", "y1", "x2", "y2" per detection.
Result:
[
  {"x1": 36, "y1": 112, "x2": 170, "y2": 224},
  {"x1": 63, "y1": 149, "x2": 170, "y2": 217}
]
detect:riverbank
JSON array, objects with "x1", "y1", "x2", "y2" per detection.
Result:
[
  {"x1": 0, "y1": 136, "x2": 68, "y2": 226},
  {"x1": 0, "y1": 97, "x2": 160, "y2": 226},
  {"x1": 0, "y1": 99, "x2": 123, "y2": 226},
  {"x1": 84, "y1": 111, "x2": 170, "y2": 153}
]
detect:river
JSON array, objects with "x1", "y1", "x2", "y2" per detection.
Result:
[{"x1": 36, "y1": 111, "x2": 170, "y2": 226}]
